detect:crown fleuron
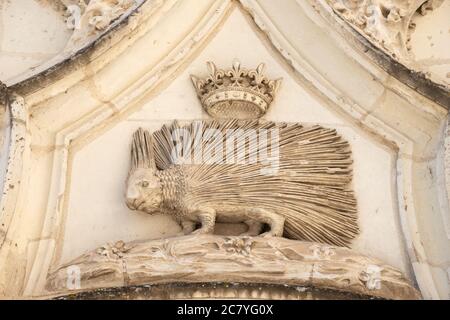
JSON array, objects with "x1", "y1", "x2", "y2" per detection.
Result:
[{"x1": 191, "y1": 61, "x2": 282, "y2": 119}]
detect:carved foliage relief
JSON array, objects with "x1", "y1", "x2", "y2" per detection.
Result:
[
  {"x1": 62, "y1": 0, "x2": 142, "y2": 48},
  {"x1": 325, "y1": 0, "x2": 442, "y2": 59}
]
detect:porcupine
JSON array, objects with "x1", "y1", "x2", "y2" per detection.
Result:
[{"x1": 125, "y1": 120, "x2": 358, "y2": 247}]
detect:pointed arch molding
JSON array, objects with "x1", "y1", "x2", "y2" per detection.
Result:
[{"x1": 0, "y1": 0, "x2": 448, "y2": 299}]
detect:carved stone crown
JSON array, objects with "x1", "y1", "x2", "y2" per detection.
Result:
[{"x1": 191, "y1": 61, "x2": 282, "y2": 119}]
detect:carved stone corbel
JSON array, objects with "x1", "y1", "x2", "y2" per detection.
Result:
[
  {"x1": 46, "y1": 235, "x2": 421, "y2": 300},
  {"x1": 0, "y1": 82, "x2": 7, "y2": 107}
]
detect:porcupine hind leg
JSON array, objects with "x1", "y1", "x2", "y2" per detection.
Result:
[
  {"x1": 180, "y1": 220, "x2": 196, "y2": 235},
  {"x1": 244, "y1": 208, "x2": 285, "y2": 237}
]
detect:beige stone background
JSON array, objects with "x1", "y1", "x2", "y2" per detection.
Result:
[
  {"x1": 60, "y1": 8, "x2": 410, "y2": 275},
  {"x1": 0, "y1": 0, "x2": 70, "y2": 83},
  {"x1": 408, "y1": 0, "x2": 450, "y2": 87},
  {"x1": 1, "y1": 0, "x2": 448, "y2": 86},
  {"x1": 0, "y1": 0, "x2": 449, "y2": 299}
]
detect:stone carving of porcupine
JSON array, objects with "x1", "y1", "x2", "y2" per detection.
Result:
[{"x1": 125, "y1": 120, "x2": 358, "y2": 247}]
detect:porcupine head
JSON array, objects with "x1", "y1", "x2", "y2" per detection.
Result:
[{"x1": 125, "y1": 128, "x2": 163, "y2": 215}]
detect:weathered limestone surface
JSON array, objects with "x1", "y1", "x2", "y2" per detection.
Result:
[
  {"x1": 0, "y1": 0, "x2": 144, "y2": 85},
  {"x1": 0, "y1": 0, "x2": 448, "y2": 300},
  {"x1": 324, "y1": 0, "x2": 450, "y2": 89}
]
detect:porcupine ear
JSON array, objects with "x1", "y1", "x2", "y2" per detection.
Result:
[{"x1": 131, "y1": 128, "x2": 156, "y2": 172}]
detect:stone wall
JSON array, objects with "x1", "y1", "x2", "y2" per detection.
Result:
[{"x1": 0, "y1": 0, "x2": 448, "y2": 299}]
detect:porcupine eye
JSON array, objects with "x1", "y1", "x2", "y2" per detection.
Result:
[{"x1": 140, "y1": 181, "x2": 149, "y2": 188}]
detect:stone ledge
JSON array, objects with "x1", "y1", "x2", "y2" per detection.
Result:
[{"x1": 46, "y1": 235, "x2": 421, "y2": 300}]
